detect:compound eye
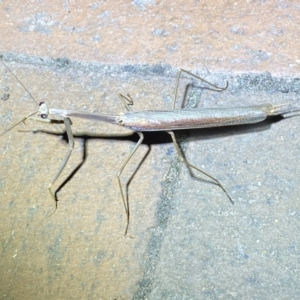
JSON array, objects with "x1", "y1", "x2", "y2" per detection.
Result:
[{"x1": 38, "y1": 102, "x2": 49, "y2": 118}]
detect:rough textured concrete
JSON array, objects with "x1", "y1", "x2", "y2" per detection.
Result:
[
  {"x1": 1, "y1": 1, "x2": 300, "y2": 299},
  {"x1": 0, "y1": 1, "x2": 299, "y2": 75},
  {"x1": 1, "y1": 56, "x2": 300, "y2": 300},
  {"x1": 0, "y1": 59, "x2": 176, "y2": 299}
]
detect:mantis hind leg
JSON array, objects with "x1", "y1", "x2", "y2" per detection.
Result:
[
  {"x1": 173, "y1": 69, "x2": 228, "y2": 110},
  {"x1": 167, "y1": 130, "x2": 233, "y2": 204}
]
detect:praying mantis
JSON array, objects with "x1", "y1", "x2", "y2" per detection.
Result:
[{"x1": 1, "y1": 59, "x2": 300, "y2": 235}]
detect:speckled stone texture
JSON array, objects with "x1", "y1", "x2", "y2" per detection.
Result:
[{"x1": 1, "y1": 1, "x2": 300, "y2": 299}]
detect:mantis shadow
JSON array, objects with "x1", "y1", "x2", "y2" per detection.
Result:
[
  {"x1": 27, "y1": 112, "x2": 291, "y2": 208},
  {"x1": 27, "y1": 129, "x2": 172, "y2": 207}
]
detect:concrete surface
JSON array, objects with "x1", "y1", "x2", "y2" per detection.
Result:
[
  {"x1": 1, "y1": 1, "x2": 300, "y2": 299},
  {"x1": 1, "y1": 55, "x2": 300, "y2": 300},
  {"x1": 0, "y1": 1, "x2": 299, "y2": 75}
]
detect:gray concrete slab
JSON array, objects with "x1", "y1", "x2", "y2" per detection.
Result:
[{"x1": 1, "y1": 55, "x2": 300, "y2": 299}]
